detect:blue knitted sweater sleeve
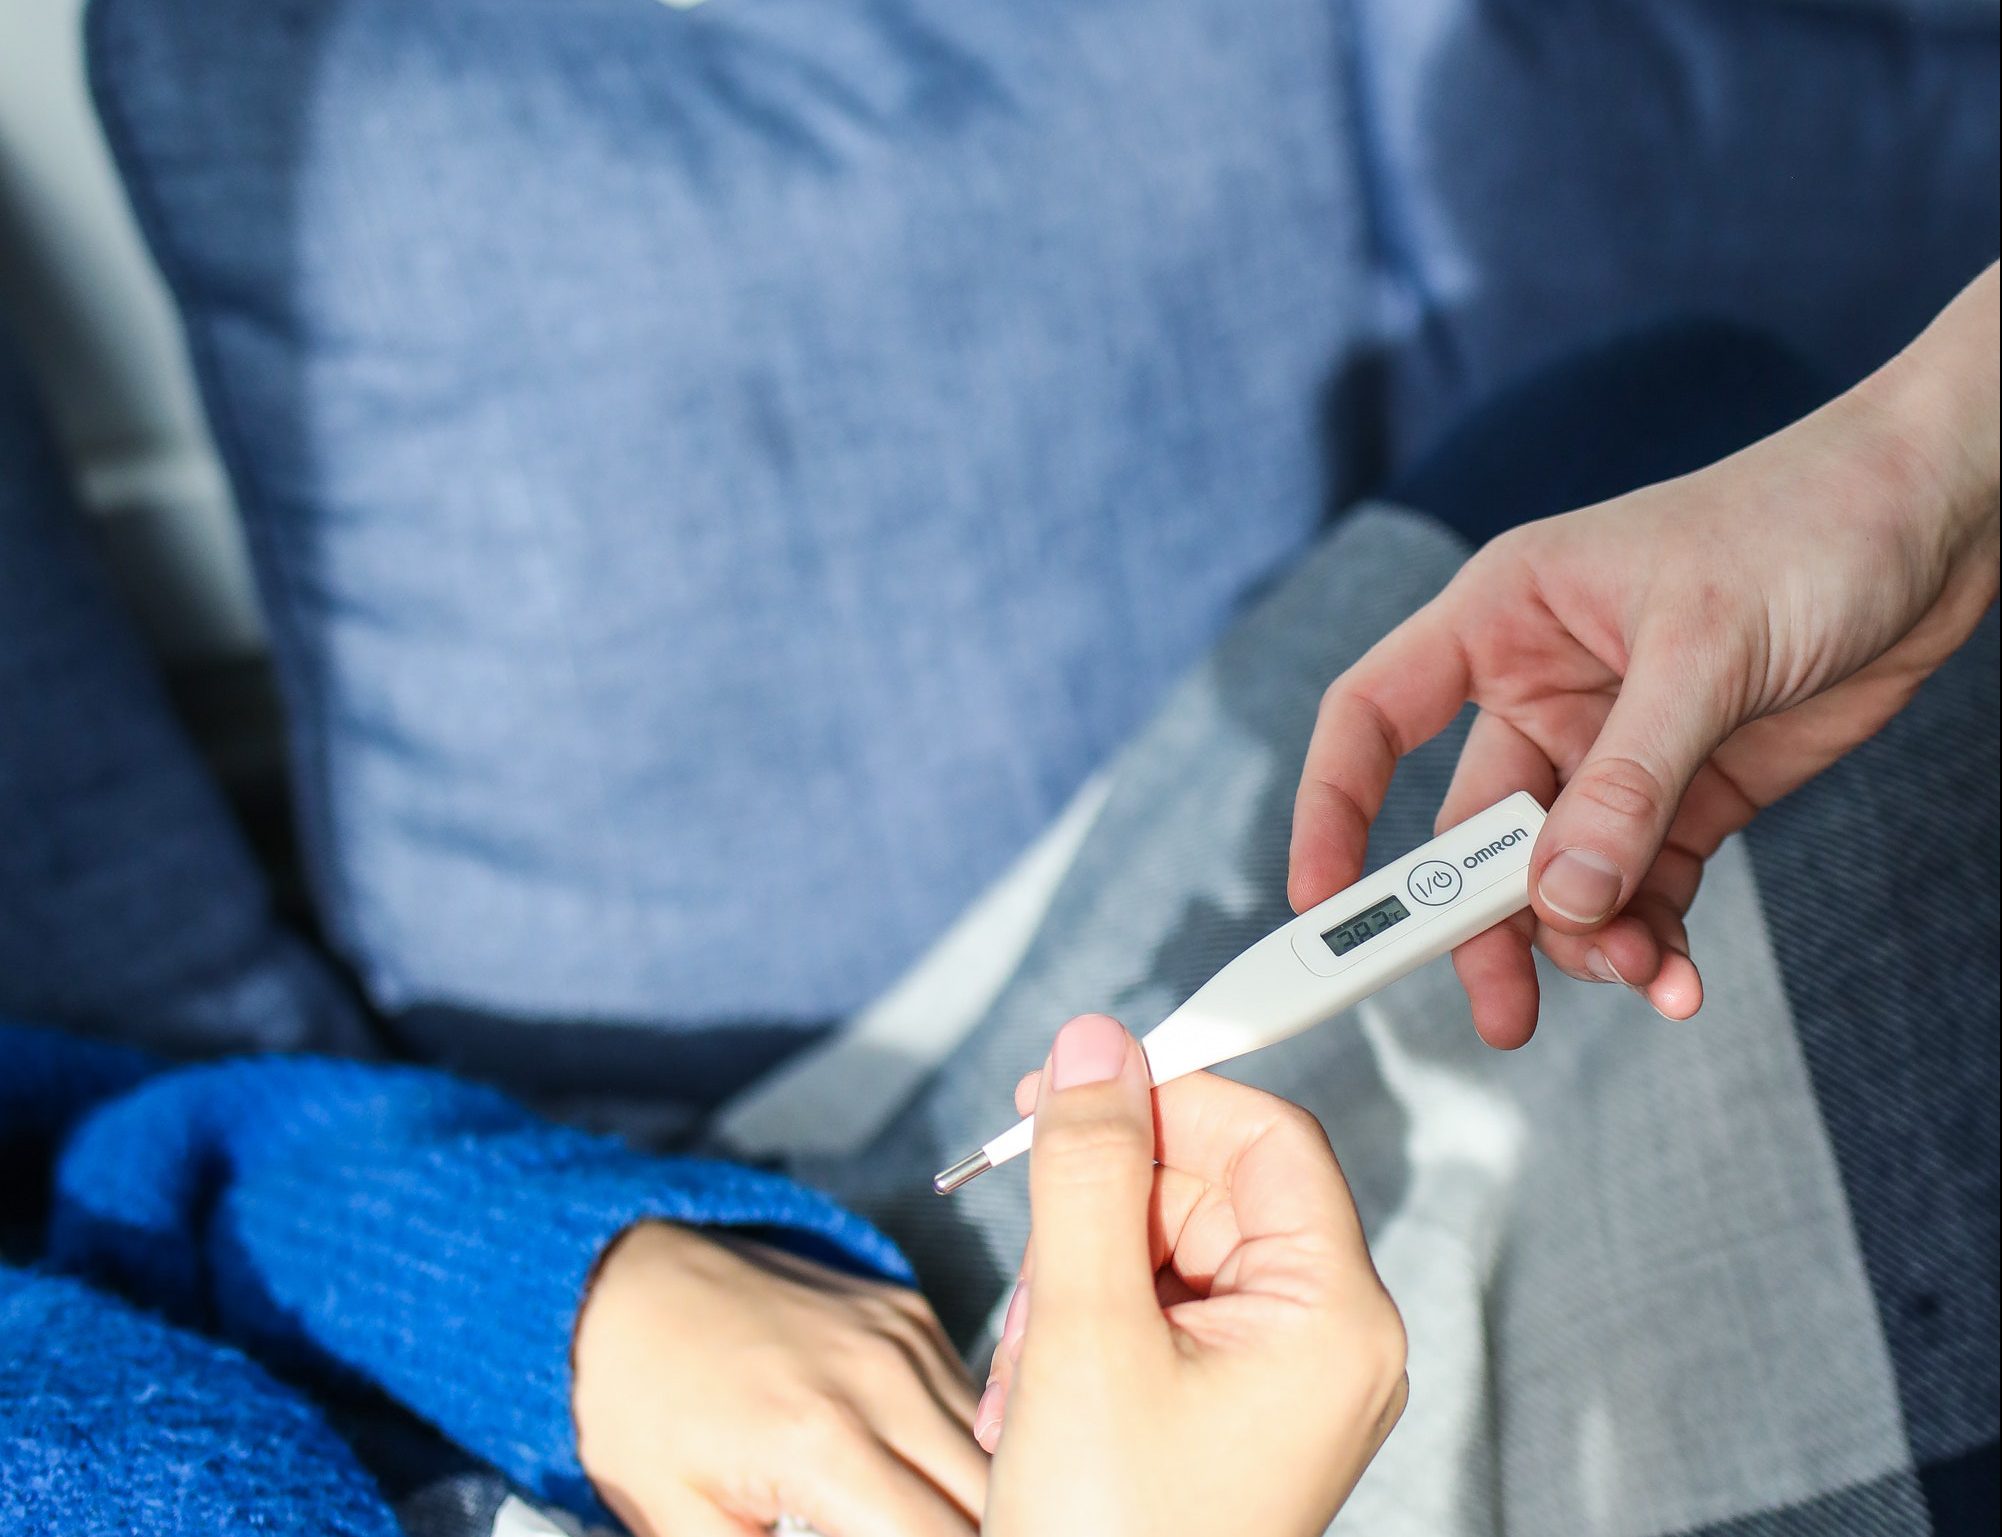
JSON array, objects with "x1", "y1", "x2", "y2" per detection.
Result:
[{"x1": 42, "y1": 1050, "x2": 913, "y2": 1514}]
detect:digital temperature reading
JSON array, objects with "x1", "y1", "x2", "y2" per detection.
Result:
[{"x1": 1321, "y1": 894, "x2": 1411, "y2": 957}]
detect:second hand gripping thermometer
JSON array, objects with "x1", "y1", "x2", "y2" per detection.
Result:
[{"x1": 933, "y1": 791, "x2": 1546, "y2": 1194}]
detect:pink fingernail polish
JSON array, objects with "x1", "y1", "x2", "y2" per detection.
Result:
[{"x1": 1050, "y1": 1014, "x2": 1128, "y2": 1090}]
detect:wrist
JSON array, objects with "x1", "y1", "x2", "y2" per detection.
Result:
[
  {"x1": 1855, "y1": 264, "x2": 2002, "y2": 560},
  {"x1": 572, "y1": 1222, "x2": 685, "y2": 1488}
]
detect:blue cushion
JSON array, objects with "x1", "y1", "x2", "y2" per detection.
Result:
[
  {"x1": 87, "y1": 0, "x2": 1998, "y2": 1039},
  {"x1": 88, "y1": 0, "x2": 1372, "y2": 1030},
  {"x1": 0, "y1": 335, "x2": 370, "y2": 1056}
]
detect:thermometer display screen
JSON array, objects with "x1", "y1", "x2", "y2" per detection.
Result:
[{"x1": 1322, "y1": 895, "x2": 1411, "y2": 957}]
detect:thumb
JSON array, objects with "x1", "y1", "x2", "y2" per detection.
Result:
[
  {"x1": 1025, "y1": 1015, "x2": 1164, "y2": 1345},
  {"x1": 1534, "y1": 655, "x2": 1729, "y2": 933}
]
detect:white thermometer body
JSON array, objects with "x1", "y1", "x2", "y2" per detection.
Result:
[{"x1": 932, "y1": 792, "x2": 1546, "y2": 1193}]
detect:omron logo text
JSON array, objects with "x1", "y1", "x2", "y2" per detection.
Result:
[{"x1": 1462, "y1": 828, "x2": 1528, "y2": 868}]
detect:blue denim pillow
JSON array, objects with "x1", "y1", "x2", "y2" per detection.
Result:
[
  {"x1": 88, "y1": 0, "x2": 1372, "y2": 1032},
  {"x1": 0, "y1": 337, "x2": 369, "y2": 1056}
]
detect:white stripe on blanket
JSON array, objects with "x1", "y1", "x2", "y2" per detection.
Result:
[{"x1": 1336, "y1": 834, "x2": 1908, "y2": 1535}]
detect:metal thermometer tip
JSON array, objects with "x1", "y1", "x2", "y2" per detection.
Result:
[{"x1": 931, "y1": 1150, "x2": 991, "y2": 1195}]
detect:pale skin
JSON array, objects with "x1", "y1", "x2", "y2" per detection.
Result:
[
  {"x1": 979, "y1": 1013, "x2": 1407, "y2": 1536},
  {"x1": 573, "y1": 1224, "x2": 986, "y2": 1536},
  {"x1": 1292, "y1": 264, "x2": 2000, "y2": 1046},
  {"x1": 567, "y1": 267, "x2": 1998, "y2": 1535},
  {"x1": 567, "y1": 1015, "x2": 1407, "y2": 1537}
]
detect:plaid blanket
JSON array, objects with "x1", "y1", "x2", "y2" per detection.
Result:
[{"x1": 826, "y1": 505, "x2": 1999, "y2": 1536}]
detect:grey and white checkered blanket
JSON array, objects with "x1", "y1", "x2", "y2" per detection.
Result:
[{"x1": 822, "y1": 505, "x2": 1999, "y2": 1536}]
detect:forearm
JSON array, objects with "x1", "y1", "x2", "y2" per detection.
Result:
[{"x1": 44, "y1": 1054, "x2": 910, "y2": 1511}]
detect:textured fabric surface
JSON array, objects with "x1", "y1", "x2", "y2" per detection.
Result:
[
  {"x1": 0, "y1": 1268, "x2": 399, "y2": 1537},
  {"x1": 1345, "y1": 0, "x2": 2000, "y2": 474},
  {"x1": 825, "y1": 506, "x2": 1998, "y2": 1535},
  {"x1": 86, "y1": 0, "x2": 1367, "y2": 1036},
  {"x1": 0, "y1": 1020, "x2": 909, "y2": 1533},
  {"x1": 1386, "y1": 320, "x2": 1835, "y2": 548},
  {"x1": 86, "y1": 0, "x2": 1997, "y2": 1047},
  {"x1": 0, "y1": 334, "x2": 371, "y2": 1057},
  {"x1": 1747, "y1": 608, "x2": 2001, "y2": 1529}
]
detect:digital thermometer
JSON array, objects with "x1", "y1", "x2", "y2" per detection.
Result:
[{"x1": 932, "y1": 791, "x2": 1545, "y2": 1194}]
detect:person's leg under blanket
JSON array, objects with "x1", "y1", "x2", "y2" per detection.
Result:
[{"x1": 819, "y1": 336, "x2": 1995, "y2": 1536}]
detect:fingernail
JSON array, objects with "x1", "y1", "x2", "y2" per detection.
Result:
[
  {"x1": 974, "y1": 1382, "x2": 1003, "y2": 1451},
  {"x1": 1050, "y1": 1014, "x2": 1128, "y2": 1091},
  {"x1": 1583, "y1": 948, "x2": 1623, "y2": 984},
  {"x1": 1000, "y1": 1282, "x2": 1028, "y2": 1349},
  {"x1": 1539, "y1": 849, "x2": 1623, "y2": 924}
]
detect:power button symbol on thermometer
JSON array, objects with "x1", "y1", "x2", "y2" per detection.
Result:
[{"x1": 1408, "y1": 860, "x2": 1462, "y2": 906}]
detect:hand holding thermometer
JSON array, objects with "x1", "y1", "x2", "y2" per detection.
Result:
[{"x1": 933, "y1": 791, "x2": 1546, "y2": 1194}]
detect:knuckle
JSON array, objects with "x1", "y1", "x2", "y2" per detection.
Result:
[
  {"x1": 1457, "y1": 533, "x2": 1512, "y2": 583},
  {"x1": 1372, "y1": 1295, "x2": 1411, "y2": 1377},
  {"x1": 1572, "y1": 756, "x2": 1668, "y2": 824},
  {"x1": 854, "y1": 1290, "x2": 908, "y2": 1330},
  {"x1": 1269, "y1": 1098, "x2": 1336, "y2": 1156},
  {"x1": 1037, "y1": 1107, "x2": 1151, "y2": 1175},
  {"x1": 792, "y1": 1397, "x2": 871, "y2": 1458},
  {"x1": 1377, "y1": 1371, "x2": 1412, "y2": 1442},
  {"x1": 1455, "y1": 526, "x2": 1529, "y2": 591},
  {"x1": 839, "y1": 1325, "x2": 907, "y2": 1375},
  {"x1": 1321, "y1": 1293, "x2": 1410, "y2": 1421},
  {"x1": 1362, "y1": 1295, "x2": 1410, "y2": 1398},
  {"x1": 881, "y1": 1313, "x2": 947, "y2": 1369},
  {"x1": 887, "y1": 1286, "x2": 944, "y2": 1331}
]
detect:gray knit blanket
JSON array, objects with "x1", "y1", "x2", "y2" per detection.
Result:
[{"x1": 821, "y1": 506, "x2": 1999, "y2": 1537}]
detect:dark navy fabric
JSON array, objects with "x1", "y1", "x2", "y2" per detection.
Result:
[
  {"x1": 1347, "y1": 0, "x2": 2001, "y2": 476},
  {"x1": 0, "y1": 334, "x2": 372, "y2": 1058},
  {"x1": 1919, "y1": 1442, "x2": 2001, "y2": 1537},
  {"x1": 1747, "y1": 610, "x2": 2001, "y2": 1517},
  {"x1": 1675, "y1": 1470, "x2": 1933, "y2": 1537},
  {"x1": 1386, "y1": 320, "x2": 1835, "y2": 547}
]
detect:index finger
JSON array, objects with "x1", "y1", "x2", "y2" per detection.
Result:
[
  {"x1": 1152, "y1": 1073, "x2": 1368, "y2": 1260},
  {"x1": 1289, "y1": 602, "x2": 1471, "y2": 912}
]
